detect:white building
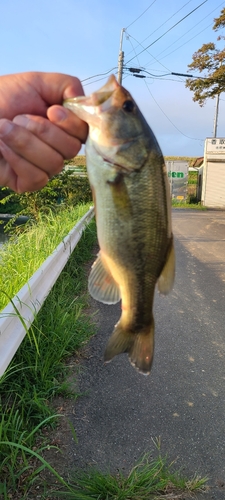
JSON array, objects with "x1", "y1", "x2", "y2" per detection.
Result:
[{"x1": 201, "y1": 138, "x2": 225, "y2": 208}]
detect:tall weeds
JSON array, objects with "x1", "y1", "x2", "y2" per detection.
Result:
[
  {"x1": 0, "y1": 204, "x2": 92, "y2": 311},
  {"x1": 0, "y1": 207, "x2": 97, "y2": 496}
]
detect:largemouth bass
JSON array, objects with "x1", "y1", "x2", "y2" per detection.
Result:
[{"x1": 64, "y1": 75, "x2": 175, "y2": 375}]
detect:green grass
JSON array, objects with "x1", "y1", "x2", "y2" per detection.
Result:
[
  {"x1": 0, "y1": 413, "x2": 64, "y2": 498},
  {"x1": 172, "y1": 200, "x2": 207, "y2": 210},
  {"x1": 0, "y1": 208, "x2": 97, "y2": 497},
  {"x1": 50, "y1": 452, "x2": 207, "y2": 499},
  {"x1": 0, "y1": 204, "x2": 92, "y2": 311}
]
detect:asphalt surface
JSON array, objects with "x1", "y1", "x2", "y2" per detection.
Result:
[{"x1": 69, "y1": 209, "x2": 225, "y2": 499}]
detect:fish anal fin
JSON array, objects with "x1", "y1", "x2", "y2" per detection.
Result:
[
  {"x1": 104, "y1": 320, "x2": 154, "y2": 375},
  {"x1": 158, "y1": 237, "x2": 175, "y2": 295},
  {"x1": 88, "y1": 253, "x2": 120, "y2": 305}
]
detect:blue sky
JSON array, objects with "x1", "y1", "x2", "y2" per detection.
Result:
[{"x1": 0, "y1": 0, "x2": 224, "y2": 157}]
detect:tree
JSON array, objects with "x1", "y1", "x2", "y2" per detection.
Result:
[{"x1": 186, "y1": 8, "x2": 225, "y2": 106}]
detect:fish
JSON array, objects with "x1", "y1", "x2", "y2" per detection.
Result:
[{"x1": 64, "y1": 75, "x2": 175, "y2": 375}]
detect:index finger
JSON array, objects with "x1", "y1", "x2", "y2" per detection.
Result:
[
  {"x1": 0, "y1": 73, "x2": 85, "y2": 120},
  {"x1": 47, "y1": 105, "x2": 88, "y2": 144}
]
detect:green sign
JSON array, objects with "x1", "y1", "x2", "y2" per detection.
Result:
[{"x1": 168, "y1": 171, "x2": 184, "y2": 178}]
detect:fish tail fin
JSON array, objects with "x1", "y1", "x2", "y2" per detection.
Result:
[{"x1": 104, "y1": 319, "x2": 154, "y2": 375}]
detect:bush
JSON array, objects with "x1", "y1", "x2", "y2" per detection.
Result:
[{"x1": 0, "y1": 169, "x2": 92, "y2": 218}]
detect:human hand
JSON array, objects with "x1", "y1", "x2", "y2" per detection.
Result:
[{"x1": 0, "y1": 72, "x2": 87, "y2": 193}]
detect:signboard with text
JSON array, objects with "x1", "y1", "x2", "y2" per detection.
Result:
[
  {"x1": 205, "y1": 138, "x2": 225, "y2": 154},
  {"x1": 165, "y1": 161, "x2": 188, "y2": 200}
]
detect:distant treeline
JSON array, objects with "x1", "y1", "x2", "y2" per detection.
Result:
[
  {"x1": 164, "y1": 156, "x2": 199, "y2": 167},
  {"x1": 68, "y1": 155, "x2": 199, "y2": 168}
]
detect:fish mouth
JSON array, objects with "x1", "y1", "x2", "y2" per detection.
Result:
[
  {"x1": 63, "y1": 75, "x2": 119, "y2": 124},
  {"x1": 64, "y1": 75, "x2": 148, "y2": 173}
]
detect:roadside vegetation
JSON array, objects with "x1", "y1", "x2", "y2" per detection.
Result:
[
  {"x1": 0, "y1": 160, "x2": 207, "y2": 498},
  {"x1": 172, "y1": 200, "x2": 206, "y2": 209},
  {"x1": 0, "y1": 204, "x2": 97, "y2": 497},
  {"x1": 49, "y1": 451, "x2": 207, "y2": 499},
  {"x1": 0, "y1": 204, "x2": 92, "y2": 310},
  {"x1": 0, "y1": 167, "x2": 90, "y2": 217}
]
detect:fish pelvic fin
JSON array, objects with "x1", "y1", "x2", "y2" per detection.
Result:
[
  {"x1": 88, "y1": 253, "x2": 121, "y2": 305},
  {"x1": 104, "y1": 320, "x2": 154, "y2": 375},
  {"x1": 158, "y1": 237, "x2": 175, "y2": 295}
]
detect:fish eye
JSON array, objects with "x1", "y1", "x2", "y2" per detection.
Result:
[{"x1": 122, "y1": 100, "x2": 134, "y2": 112}]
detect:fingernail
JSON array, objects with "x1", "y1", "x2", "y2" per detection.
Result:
[
  {"x1": 52, "y1": 106, "x2": 67, "y2": 122},
  {"x1": 13, "y1": 115, "x2": 30, "y2": 127},
  {"x1": 0, "y1": 119, "x2": 14, "y2": 136}
]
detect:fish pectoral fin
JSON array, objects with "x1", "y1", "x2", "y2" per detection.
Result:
[
  {"x1": 88, "y1": 253, "x2": 121, "y2": 305},
  {"x1": 157, "y1": 237, "x2": 175, "y2": 295},
  {"x1": 104, "y1": 320, "x2": 154, "y2": 375}
]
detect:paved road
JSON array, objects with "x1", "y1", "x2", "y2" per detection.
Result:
[{"x1": 69, "y1": 209, "x2": 225, "y2": 499}]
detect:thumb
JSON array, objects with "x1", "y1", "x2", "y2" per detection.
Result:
[{"x1": 36, "y1": 72, "x2": 85, "y2": 105}]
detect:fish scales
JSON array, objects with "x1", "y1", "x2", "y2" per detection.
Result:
[
  {"x1": 64, "y1": 75, "x2": 175, "y2": 375},
  {"x1": 91, "y1": 158, "x2": 167, "y2": 321}
]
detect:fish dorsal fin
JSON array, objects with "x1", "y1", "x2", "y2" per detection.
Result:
[
  {"x1": 88, "y1": 253, "x2": 121, "y2": 304},
  {"x1": 157, "y1": 238, "x2": 175, "y2": 295}
]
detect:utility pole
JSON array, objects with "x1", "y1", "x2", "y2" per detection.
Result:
[
  {"x1": 213, "y1": 93, "x2": 220, "y2": 137},
  {"x1": 118, "y1": 28, "x2": 125, "y2": 84}
]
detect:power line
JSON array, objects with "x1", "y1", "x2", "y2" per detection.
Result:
[
  {"x1": 124, "y1": 31, "x2": 145, "y2": 79},
  {"x1": 143, "y1": 79, "x2": 204, "y2": 142},
  {"x1": 83, "y1": 73, "x2": 118, "y2": 87},
  {"x1": 126, "y1": 31, "x2": 189, "y2": 85},
  {"x1": 125, "y1": 67, "x2": 197, "y2": 79},
  {"x1": 126, "y1": 31, "x2": 172, "y2": 73},
  {"x1": 152, "y1": 22, "x2": 213, "y2": 64},
  {"x1": 122, "y1": 30, "x2": 195, "y2": 84},
  {"x1": 125, "y1": 0, "x2": 208, "y2": 65},
  {"x1": 125, "y1": 67, "x2": 172, "y2": 77},
  {"x1": 81, "y1": 67, "x2": 118, "y2": 83},
  {"x1": 118, "y1": 56, "x2": 204, "y2": 143},
  {"x1": 125, "y1": 0, "x2": 194, "y2": 59},
  {"x1": 126, "y1": 0, "x2": 158, "y2": 30},
  {"x1": 144, "y1": 1, "x2": 224, "y2": 68},
  {"x1": 79, "y1": 0, "x2": 220, "y2": 89},
  {"x1": 124, "y1": 72, "x2": 191, "y2": 83}
]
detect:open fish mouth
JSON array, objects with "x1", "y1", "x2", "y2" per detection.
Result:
[{"x1": 63, "y1": 75, "x2": 119, "y2": 123}]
